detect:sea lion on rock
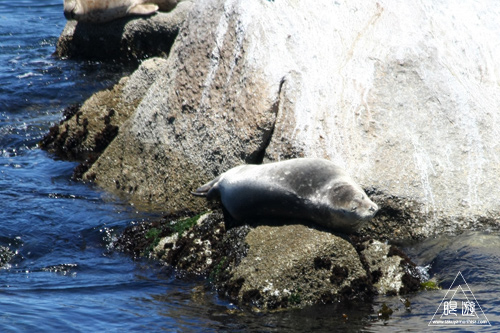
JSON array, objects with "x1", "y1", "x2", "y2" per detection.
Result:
[
  {"x1": 64, "y1": 0, "x2": 178, "y2": 23},
  {"x1": 192, "y1": 158, "x2": 379, "y2": 233}
]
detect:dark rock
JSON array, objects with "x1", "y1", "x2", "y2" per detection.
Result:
[
  {"x1": 0, "y1": 246, "x2": 15, "y2": 268},
  {"x1": 360, "y1": 239, "x2": 420, "y2": 295}
]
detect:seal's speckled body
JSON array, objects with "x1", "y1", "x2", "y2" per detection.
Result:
[{"x1": 193, "y1": 158, "x2": 378, "y2": 233}]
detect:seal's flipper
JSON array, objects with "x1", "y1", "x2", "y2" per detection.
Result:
[
  {"x1": 127, "y1": 4, "x2": 159, "y2": 16},
  {"x1": 191, "y1": 176, "x2": 221, "y2": 198},
  {"x1": 191, "y1": 187, "x2": 209, "y2": 197}
]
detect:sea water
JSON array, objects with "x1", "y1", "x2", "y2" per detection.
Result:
[{"x1": 1, "y1": 1, "x2": 500, "y2": 332}]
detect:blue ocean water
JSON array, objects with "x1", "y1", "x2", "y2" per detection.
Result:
[
  {"x1": 1, "y1": 1, "x2": 500, "y2": 332},
  {"x1": 0, "y1": 1, "x2": 220, "y2": 331}
]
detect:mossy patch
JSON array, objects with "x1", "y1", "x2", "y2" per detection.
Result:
[
  {"x1": 378, "y1": 303, "x2": 393, "y2": 320},
  {"x1": 288, "y1": 288, "x2": 302, "y2": 305},
  {"x1": 172, "y1": 213, "x2": 204, "y2": 237},
  {"x1": 113, "y1": 210, "x2": 199, "y2": 259},
  {"x1": 144, "y1": 227, "x2": 162, "y2": 255},
  {"x1": 420, "y1": 280, "x2": 440, "y2": 290},
  {"x1": 209, "y1": 256, "x2": 228, "y2": 281}
]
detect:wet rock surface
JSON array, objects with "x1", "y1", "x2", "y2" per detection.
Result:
[
  {"x1": 40, "y1": 80, "x2": 130, "y2": 176},
  {"x1": 357, "y1": 239, "x2": 421, "y2": 296},
  {"x1": 114, "y1": 212, "x2": 421, "y2": 310},
  {"x1": 0, "y1": 246, "x2": 15, "y2": 269}
]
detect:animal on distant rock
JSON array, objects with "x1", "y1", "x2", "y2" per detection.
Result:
[
  {"x1": 192, "y1": 158, "x2": 379, "y2": 233},
  {"x1": 63, "y1": 0, "x2": 178, "y2": 24}
]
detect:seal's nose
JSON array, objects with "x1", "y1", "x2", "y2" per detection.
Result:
[{"x1": 369, "y1": 204, "x2": 378, "y2": 214}]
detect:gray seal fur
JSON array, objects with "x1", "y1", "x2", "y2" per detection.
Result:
[{"x1": 193, "y1": 158, "x2": 378, "y2": 233}]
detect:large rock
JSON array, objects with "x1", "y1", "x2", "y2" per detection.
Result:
[
  {"x1": 58, "y1": 0, "x2": 500, "y2": 237},
  {"x1": 227, "y1": 225, "x2": 371, "y2": 309},
  {"x1": 117, "y1": 211, "x2": 420, "y2": 310},
  {"x1": 83, "y1": 0, "x2": 279, "y2": 211}
]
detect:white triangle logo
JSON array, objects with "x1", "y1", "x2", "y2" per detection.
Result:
[{"x1": 429, "y1": 271, "x2": 491, "y2": 326}]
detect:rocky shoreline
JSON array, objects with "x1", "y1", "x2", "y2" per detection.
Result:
[
  {"x1": 39, "y1": 0, "x2": 500, "y2": 310},
  {"x1": 111, "y1": 209, "x2": 422, "y2": 310},
  {"x1": 38, "y1": 57, "x2": 425, "y2": 309}
]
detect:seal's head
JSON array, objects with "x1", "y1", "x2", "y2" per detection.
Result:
[
  {"x1": 63, "y1": 0, "x2": 78, "y2": 20},
  {"x1": 329, "y1": 183, "x2": 379, "y2": 230}
]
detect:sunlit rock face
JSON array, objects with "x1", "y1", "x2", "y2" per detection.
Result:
[{"x1": 84, "y1": 0, "x2": 500, "y2": 236}]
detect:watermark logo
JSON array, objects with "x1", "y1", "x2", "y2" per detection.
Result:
[{"x1": 429, "y1": 271, "x2": 491, "y2": 327}]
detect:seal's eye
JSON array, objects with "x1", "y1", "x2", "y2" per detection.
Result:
[{"x1": 351, "y1": 206, "x2": 357, "y2": 212}]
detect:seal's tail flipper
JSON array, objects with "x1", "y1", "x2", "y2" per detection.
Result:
[
  {"x1": 191, "y1": 176, "x2": 220, "y2": 197},
  {"x1": 127, "y1": 4, "x2": 159, "y2": 16},
  {"x1": 191, "y1": 185, "x2": 210, "y2": 197}
]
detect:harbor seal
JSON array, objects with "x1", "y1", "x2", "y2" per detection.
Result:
[
  {"x1": 192, "y1": 158, "x2": 379, "y2": 233},
  {"x1": 64, "y1": 0, "x2": 178, "y2": 23}
]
